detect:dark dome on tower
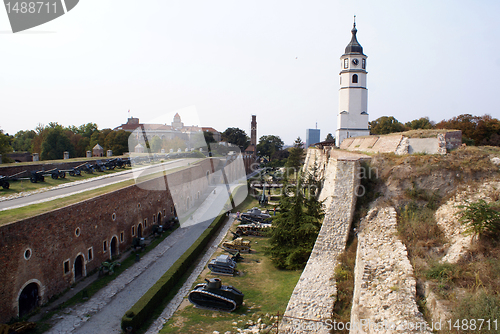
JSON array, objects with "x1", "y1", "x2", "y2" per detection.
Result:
[{"x1": 344, "y1": 22, "x2": 363, "y2": 55}]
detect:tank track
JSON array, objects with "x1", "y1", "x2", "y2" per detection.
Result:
[{"x1": 188, "y1": 289, "x2": 238, "y2": 312}]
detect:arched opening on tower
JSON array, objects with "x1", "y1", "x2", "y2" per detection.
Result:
[
  {"x1": 110, "y1": 236, "x2": 118, "y2": 257},
  {"x1": 18, "y1": 282, "x2": 39, "y2": 317},
  {"x1": 157, "y1": 212, "x2": 162, "y2": 225},
  {"x1": 74, "y1": 255, "x2": 84, "y2": 280},
  {"x1": 352, "y1": 74, "x2": 358, "y2": 83}
]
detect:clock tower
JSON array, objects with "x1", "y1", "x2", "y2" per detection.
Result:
[{"x1": 335, "y1": 18, "x2": 370, "y2": 147}]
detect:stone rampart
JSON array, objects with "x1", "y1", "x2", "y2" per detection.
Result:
[
  {"x1": 280, "y1": 153, "x2": 362, "y2": 333},
  {"x1": 350, "y1": 207, "x2": 431, "y2": 333}
]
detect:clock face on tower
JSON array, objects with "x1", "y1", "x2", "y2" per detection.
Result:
[{"x1": 352, "y1": 58, "x2": 359, "y2": 66}]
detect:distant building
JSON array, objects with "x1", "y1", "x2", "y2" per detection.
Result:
[
  {"x1": 202, "y1": 127, "x2": 221, "y2": 142},
  {"x1": 306, "y1": 129, "x2": 321, "y2": 148},
  {"x1": 92, "y1": 144, "x2": 104, "y2": 157},
  {"x1": 335, "y1": 18, "x2": 370, "y2": 147},
  {"x1": 114, "y1": 114, "x2": 222, "y2": 147}
]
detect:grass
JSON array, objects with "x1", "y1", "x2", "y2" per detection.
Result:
[
  {"x1": 159, "y1": 236, "x2": 301, "y2": 334},
  {"x1": 332, "y1": 237, "x2": 357, "y2": 333}
]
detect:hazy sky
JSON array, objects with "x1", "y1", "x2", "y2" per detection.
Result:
[{"x1": 1, "y1": 0, "x2": 499, "y2": 145}]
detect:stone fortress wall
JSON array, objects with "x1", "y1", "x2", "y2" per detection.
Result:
[
  {"x1": 350, "y1": 207, "x2": 431, "y2": 334},
  {"x1": 0, "y1": 156, "x2": 256, "y2": 322},
  {"x1": 280, "y1": 148, "x2": 365, "y2": 333}
]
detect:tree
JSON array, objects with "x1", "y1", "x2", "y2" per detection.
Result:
[
  {"x1": 286, "y1": 137, "x2": 304, "y2": 173},
  {"x1": 435, "y1": 114, "x2": 500, "y2": 146},
  {"x1": 221, "y1": 127, "x2": 249, "y2": 152},
  {"x1": 266, "y1": 174, "x2": 324, "y2": 269},
  {"x1": 369, "y1": 116, "x2": 407, "y2": 135},
  {"x1": 405, "y1": 117, "x2": 434, "y2": 130},
  {"x1": 0, "y1": 130, "x2": 13, "y2": 162},
  {"x1": 203, "y1": 131, "x2": 216, "y2": 144},
  {"x1": 12, "y1": 130, "x2": 36, "y2": 152},
  {"x1": 40, "y1": 127, "x2": 75, "y2": 160},
  {"x1": 324, "y1": 133, "x2": 335, "y2": 144},
  {"x1": 149, "y1": 135, "x2": 163, "y2": 153},
  {"x1": 256, "y1": 135, "x2": 284, "y2": 161}
]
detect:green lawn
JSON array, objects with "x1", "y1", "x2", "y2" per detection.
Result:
[{"x1": 159, "y1": 218, "x2": 301, "y2": 333}]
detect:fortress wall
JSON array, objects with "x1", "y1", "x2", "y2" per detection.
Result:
[
  {"x1": 0, "y1": 158, "x2": 221, "y2": 322},
  {"x1": 350, "y1": 207, "x2": 431, "y2": 333},
  {"x1": 280, "y1": 157, "x2": 360, "y2": 333}
]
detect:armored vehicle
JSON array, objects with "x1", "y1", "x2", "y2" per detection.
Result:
[
  {"x1": 222, "y1": 237, "x2": 251, "y2": 253},
  {"x1": 188, "y1": 278, "x2": 244, "y2": 312},
  {"x1": 236, "y1": 222, "x2": 271, "y2": 237},
  {"x1": 208, "y1": 254, "x2": 237, "y2": 275},
  {"x1": 240, "y1": 207, "x2": 271, "y2": 223}
]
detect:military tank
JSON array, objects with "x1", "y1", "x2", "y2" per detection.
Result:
[
  {"x1": 208, "y1": 254, "x2": 237, "y2": 275},
  {"x1": 240, "y1": 207, "x2": 272, "y2": 223},
  {"x1": 236, "y1": 222, "x2": 272, "y2": 237},
  {"x1": 222, "y1": 237, "x2": 251, "y2": 253},
  {"x1": 188, "y1": 278, "x2": 244, "y2": 312}
]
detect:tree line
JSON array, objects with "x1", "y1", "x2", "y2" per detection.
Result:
[{"x1": 370, "y1": 114, "x2": 500, "y2": 146}]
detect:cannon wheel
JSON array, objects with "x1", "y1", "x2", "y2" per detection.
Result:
[
  {"x1": 69, "y1": 171, "x2": 75, "y2": 176},
  {"x1": 51, "y1": 173, "x2": 58, "y2": 180},
  {"x1": 59, "y1": 172, "x2": 66, "y2": 178},
  {"x1": 1, "y1": 181, "x2": 9, "y2": 189},
  {"x1": 30, "y1": 176, "x2": 37, "y2": 183}
]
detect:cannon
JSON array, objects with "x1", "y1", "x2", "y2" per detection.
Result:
[
  {"x1": 208, "y1": 254, "x2": 237, "y2": 276},
  {"x1": 188, "y1": 278, "x2": 244, "y2": 312},
  {"x1": 61, "y1": 167, "x2": 82, "y2": 176},
  {"x1": 30, "y1": 169, "x2": 66, "y2": 183},
  {"x1": 240, "y1": 207, "x2": 272, "y2": 223},
  {"x1": 0, "y1": 171, "x2": 26, "y2": 189},
  {"x1": 74, "y1": 163, "x2": 95, "y2": 174},
  {"x1": 91, "y1": 160, "x2": 106, "y2": 172}
]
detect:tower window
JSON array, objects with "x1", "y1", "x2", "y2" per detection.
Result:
[
  {"x1": 352, "y1": 74, "x2": 358, "y2": 83},
  {"x1": 362, "y1": 58, "x2": 366, "y2": 69},
  {"x1": 343, "y1": 58, "x2": 348, "y2": 69}
]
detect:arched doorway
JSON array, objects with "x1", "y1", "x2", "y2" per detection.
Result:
[
  {"x1": 110, "y1": 236, "x2": 118, "y2": 257},
  {"x1": 138, "y1": 224, "x2": 143, "y2": 238},
  {"x1": 157, "y1": 212, "x2": 161, "y2": 225},
  {"x1": 19, "y1": 282, "x2": 39, "y2": 317},
  {"x1": 74, "y1": 255, "x2": 84, "y2": 280}
]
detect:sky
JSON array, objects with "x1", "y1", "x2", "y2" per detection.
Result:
[{"x1": 1, "y1": 0, "x2": 499, "y2": 146}]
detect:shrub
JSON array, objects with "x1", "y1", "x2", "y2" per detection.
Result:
[{"x1": 456, "y1": 199, "x2": 500, "y2": 238}]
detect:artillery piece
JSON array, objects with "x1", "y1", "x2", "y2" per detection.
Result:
[
  {"x1": 0, "y1": 171, "x2": 26, "y2": 189},
  {"x1": 222, "y1": 237, "x2": 251, "y2": 253},
  {"x1": 235, "y1": 222, "x2": 271, "y2": 237},
  {"x1": 30, "y1": 169, "x2": 66, "y2": 183},
  {"x1": 74, "y1": 162, "x2": 95, "y2": 174},
  {"x1": 188, "y1": 278, "x2": 244, "y2": 312}
]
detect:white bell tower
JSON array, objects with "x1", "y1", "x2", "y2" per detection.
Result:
[{"x1": 335, "y1": 17, "x2": 370, "y2": 147}]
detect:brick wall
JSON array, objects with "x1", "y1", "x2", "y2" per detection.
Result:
[{"x1": 0, "y1": 158, "x2": 221, "y2": 322}]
